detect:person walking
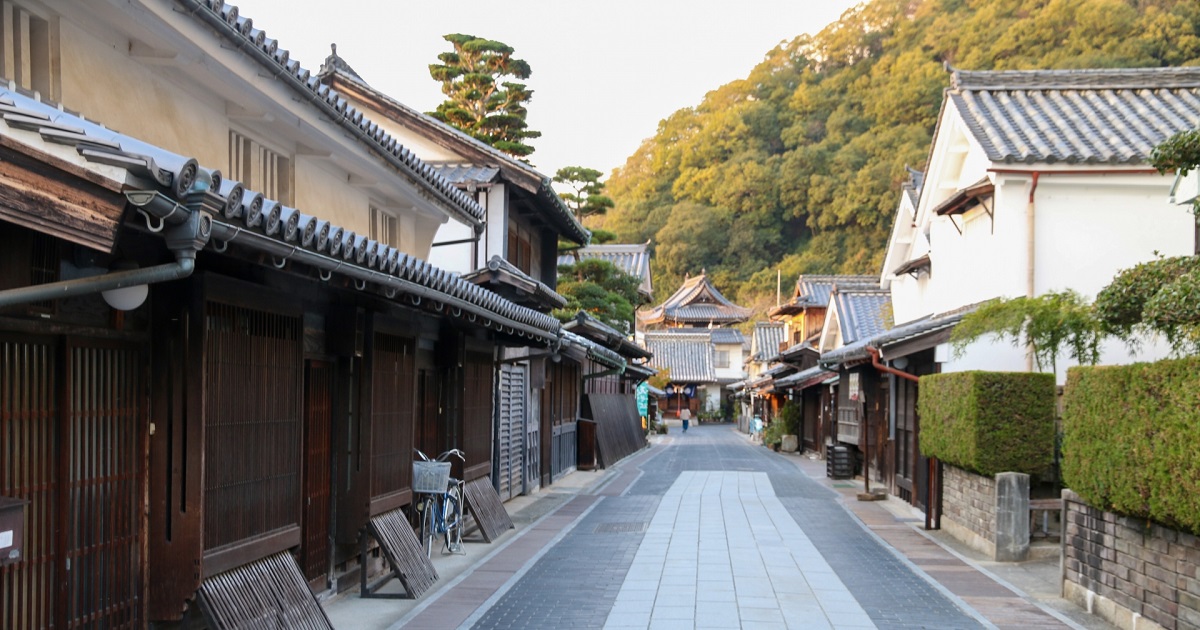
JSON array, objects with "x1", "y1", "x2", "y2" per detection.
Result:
[{"x1": 680, "y1": 407, "x2": 691, "y2": 433}]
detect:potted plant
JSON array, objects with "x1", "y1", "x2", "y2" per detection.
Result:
[{"x1": 763, "y1": 420, "x2": 786, "y2": 451}]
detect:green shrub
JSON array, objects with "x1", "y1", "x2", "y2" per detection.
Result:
[
  {"x1": 763, "y1": 419, "x2": 786, "y2": 446},
  {"x1": 779, "y1": 400, "x2": 803, "y2": 436},
  {"x1": 918, "y1": 371, "x2": 1055, "y2": 476},
  {"x1": 1063, "y1": 357, "x2": 1200, "y2": 534}
]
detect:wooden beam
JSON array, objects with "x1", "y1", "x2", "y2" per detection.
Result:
[{"x1": 0, "y1": 138, "x2": 125, "y2": 252}]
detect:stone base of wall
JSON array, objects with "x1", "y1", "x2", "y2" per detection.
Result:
[
  {"x1": 942, "y1": 512, "x2": 996, "y2": 558},
  {"x1": 1064, "y1": 580, "x2": 1167, "y2": 630},
  {"x1": 1063, "y1": 489, "x2": 1200, "y2": 630},
  {"x1": 942, "y1": 464, "x2": 998, "y2": 557}
]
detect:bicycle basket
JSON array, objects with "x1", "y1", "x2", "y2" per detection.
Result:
[{"x1": 412, "y1": 461, "x2": 452, "y2": 494}]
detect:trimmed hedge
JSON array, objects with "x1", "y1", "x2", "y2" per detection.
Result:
[
  {"x1": 1063, "y1": 357, "x2": 1200, "y2": 534},
  {"x1": 918, "y1": 371, "x2": 1055, "y2": 477}
]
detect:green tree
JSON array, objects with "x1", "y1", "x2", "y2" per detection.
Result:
[
  {"x1": 554, "y1": 166, "x2": 614, "y2": 224},
  {"x1": 428, "y1": 34, "x2": 540, "y2": 158},
  {"x1": 603, "y1": 0, "x2": 1200, "y2": 318},
  {"x1": 554, "y1": 259, "x2": 643, "y2": 333},
  {"x1": 950, "y1": 291, "x2": 1104, "y2": 375}
]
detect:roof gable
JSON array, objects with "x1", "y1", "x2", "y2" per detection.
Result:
[
  {"x1": 640, "y1": 273, "x2": 751, "y2": 326},
  {"x1": 557, "y1": 241, "x2": 652, "y2": 299}
]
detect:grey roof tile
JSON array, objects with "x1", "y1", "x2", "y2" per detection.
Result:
[
  {"x1": 751, "y1": 322, "x2": 786, "y2": 361},
  {"x1": 640, "y1": 273, "x2": 751, "y2": 326},
  {"x1": 950, "y1": 66, "x2": 1200, "y2": 165},
  {"x1": 434, "y1": 164, "x2": 501, "y2": 186},
  {"x1": 833, "y1": 288, "x2": 892, "y2": 344},
  {"x1": 642, "y1": 332, "x2": 715, "y2": 382},
  {"x1": 792, "y1": 275, "x2": 879, "y2": 308}
]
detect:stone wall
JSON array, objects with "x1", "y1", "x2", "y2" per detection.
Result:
[
  {"x1": 942, "y1": 464, "x2": 998, "y2": 558},
  {"x1": 1063, "y1": 489, "x2": 1200, "y2": 630}
]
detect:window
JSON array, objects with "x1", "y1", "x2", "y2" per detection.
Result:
[
  {"x1": 507, "y1": 223, "x2": 533, "y2": 275},
  {"x1": 715, "y1": 350, "x2": 730, "y2": 369},
  {"x1": 0, "y1": 0, "x2": 56, "y2": 98},
  {"x1": 370, "y1": 206, "x2": 399, "y2": 246},
  {"x1": 229, "y1": 129, "x2": 292, "y2": 204}
]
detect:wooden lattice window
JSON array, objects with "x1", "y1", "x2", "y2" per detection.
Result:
[
  {"x1": 0, "y1": 1, "x2": 56, "y2": 98},
  {"x1": 370, "y1": 206, "x2": 399, "y2": 247},
  {"x1": 228, "y1": 130, "x2": 292, "y2": 204},
  {"x1": 203, "y1": 302, "x2": 302, "y2": 551}
]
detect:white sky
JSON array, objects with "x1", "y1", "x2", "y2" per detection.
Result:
[{"x1": 231, "y1": 0, "x2": 861, "y2": 180}]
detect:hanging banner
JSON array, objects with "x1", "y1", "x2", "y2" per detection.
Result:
[{"x1": 636, "y1": 382, "x2": 649, "y2": 417}]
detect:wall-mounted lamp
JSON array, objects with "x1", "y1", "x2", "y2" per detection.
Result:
[
  {"x1": 100, "y1": 261, "x2": 149, "y2": 311},
  {"x1": 891, "y1": 356, "x2": 909, "y2": 370}
]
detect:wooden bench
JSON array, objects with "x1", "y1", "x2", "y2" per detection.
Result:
[{"x1": 1029, "y1": 498, "x2": 1062, "y2": 540}]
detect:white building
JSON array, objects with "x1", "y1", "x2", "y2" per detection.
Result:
[{"x1": 880, "y1": 67, "x2": 1200, "y2": 381}]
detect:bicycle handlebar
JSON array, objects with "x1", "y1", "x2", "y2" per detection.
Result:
[{"x1": 413, "y1": 447, "x2": 466, "y2": 463}]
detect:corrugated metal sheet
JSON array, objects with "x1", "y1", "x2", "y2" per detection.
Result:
[{"x1": 951, "y1": 67, "x2": 1200, "y2": 165}]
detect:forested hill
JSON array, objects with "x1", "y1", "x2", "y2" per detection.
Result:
[{"x1": 600, "y1": 0, "x2": 1200, "y2": 314}]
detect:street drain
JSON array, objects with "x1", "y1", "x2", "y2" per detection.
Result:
[{"x1": 594, "y1": 522, "x2": 647, "y2": 534}]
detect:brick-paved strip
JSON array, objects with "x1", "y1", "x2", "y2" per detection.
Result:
[{"x1": 789, "y1": 454, "x2": 1080, "y2": 630}]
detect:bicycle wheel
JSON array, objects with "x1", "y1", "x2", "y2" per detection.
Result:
[
  {"x1": 443, "y1": 485, "x2": 464, "y2": 554},
  {"x1": 419, "y1": 495, "x2": 437, "y2": 558}
]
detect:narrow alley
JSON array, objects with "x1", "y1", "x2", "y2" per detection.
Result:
[{"x1": 328, "y1": 423, "x2": 1109, "y2": 630}]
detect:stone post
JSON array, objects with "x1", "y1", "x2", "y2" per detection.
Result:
[{"x1": 994, "y1": 472, "x2": 1030, "y2": 561}]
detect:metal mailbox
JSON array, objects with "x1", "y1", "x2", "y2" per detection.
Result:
[{"x1": 0, "y1": 496, "x2": 28, "y2": 566}]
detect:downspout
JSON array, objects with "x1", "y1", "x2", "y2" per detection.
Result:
[
  {"x1": 866, "y1": 346, "x2": 918, "y2": 383},
  {"x1": 988, "y1": 167, "x2": 1161, "y2": 370},
  {"x1": 0, "y1": 190, "x2": 211, "y2": 309},
  {"x1": 1025, "y1": 172, "x2": 1039, "y2": 371}
]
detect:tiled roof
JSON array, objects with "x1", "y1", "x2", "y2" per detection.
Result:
[
  {"x1": 461, "y1": 256, "x2": 567, "y2": 310},
  {"x1": 642, "y1": 332, "x2": 715, "y2": 383},
  {"x1": 0, "y1": 86, "x2": 563, "y2": 344},
  {"x1": 709, "y1": 328, "x2": 746, "y2": 346},
  {"x1": 558, "y1": 241, "x2": 652, "y2": 298},
  {"x1": 949, "y1": 66, "x2": 1200, "y2": 165},
  {"x1": 751, "y1": 322, "x2": 786, "y2": 361},
  {"x1": 774, "y1": 366, "x2": 835, "y2": 390},
  {"x1": 833, "y1": 288, "x2": 892, "y2": 345},
  {"x1": 820, "y1": 305, "x2": 976, "y2": 366},
  {"x1": 435, "y1": 164, "x2": 501, "y2": 187},
  {"x1": 181, "y1": 1, "x2": 486, "y2": 228},
  {"x1": 640, "y1": 273, "x2": 751, "y2": 326},
  {"x1": 563, "y1": 311, "x2": 652, "y2": 360},
  {"x1": 562, "y1": 330, "x2": 625, "y2": 369},
  {"x1": 794, "y1": 275, "x2": 879, "y2": 308},
  {"x1": 661, "y1": 327, "x2": 745, "y2": 346},
  {"x1": 315, "y1": 56, "x2": 589, "y2": 245}
]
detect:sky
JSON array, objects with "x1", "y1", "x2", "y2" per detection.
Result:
[{"x1": 231, "y1": 0, "x2": 862, "y2": 180}]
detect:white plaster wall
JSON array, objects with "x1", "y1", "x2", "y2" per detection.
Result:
[
  {"x1": 427, "y1": 220, "x2": 475, "y2": 274},
  {"x1": 59, "y1": 20, "x2": 230, "y2": 168},
  {"x1": 484, "y1": 185, "x2": 507, "y2": 265},
  {"x1": 713, "y1": 342, "x2": 744, "y2": 381},
  {"x1": 337, "y1": 92, "x2": 462, "y2": 163}
]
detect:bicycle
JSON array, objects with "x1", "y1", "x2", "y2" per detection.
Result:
[{"x1": 413, "y1": 448, "x2": 466, "y2": 557}]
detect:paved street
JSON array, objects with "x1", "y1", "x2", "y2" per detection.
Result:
[{"x1": 331, "y1": 422, "x2": 1108, "y2": 630}]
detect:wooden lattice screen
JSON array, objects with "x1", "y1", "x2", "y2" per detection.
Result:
[
  {"x1": 1, "y1": 336, "x2": 144, "y2": 628},
  {"x1": 370, "y1": 332, "x2": 415, "y2": 502},
  {"x1": 203, "y1": 302, "x2": 302, "y2": 552},
  {"x1": 462, "y1": 349, "x2": 494, "y2": 481}
]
